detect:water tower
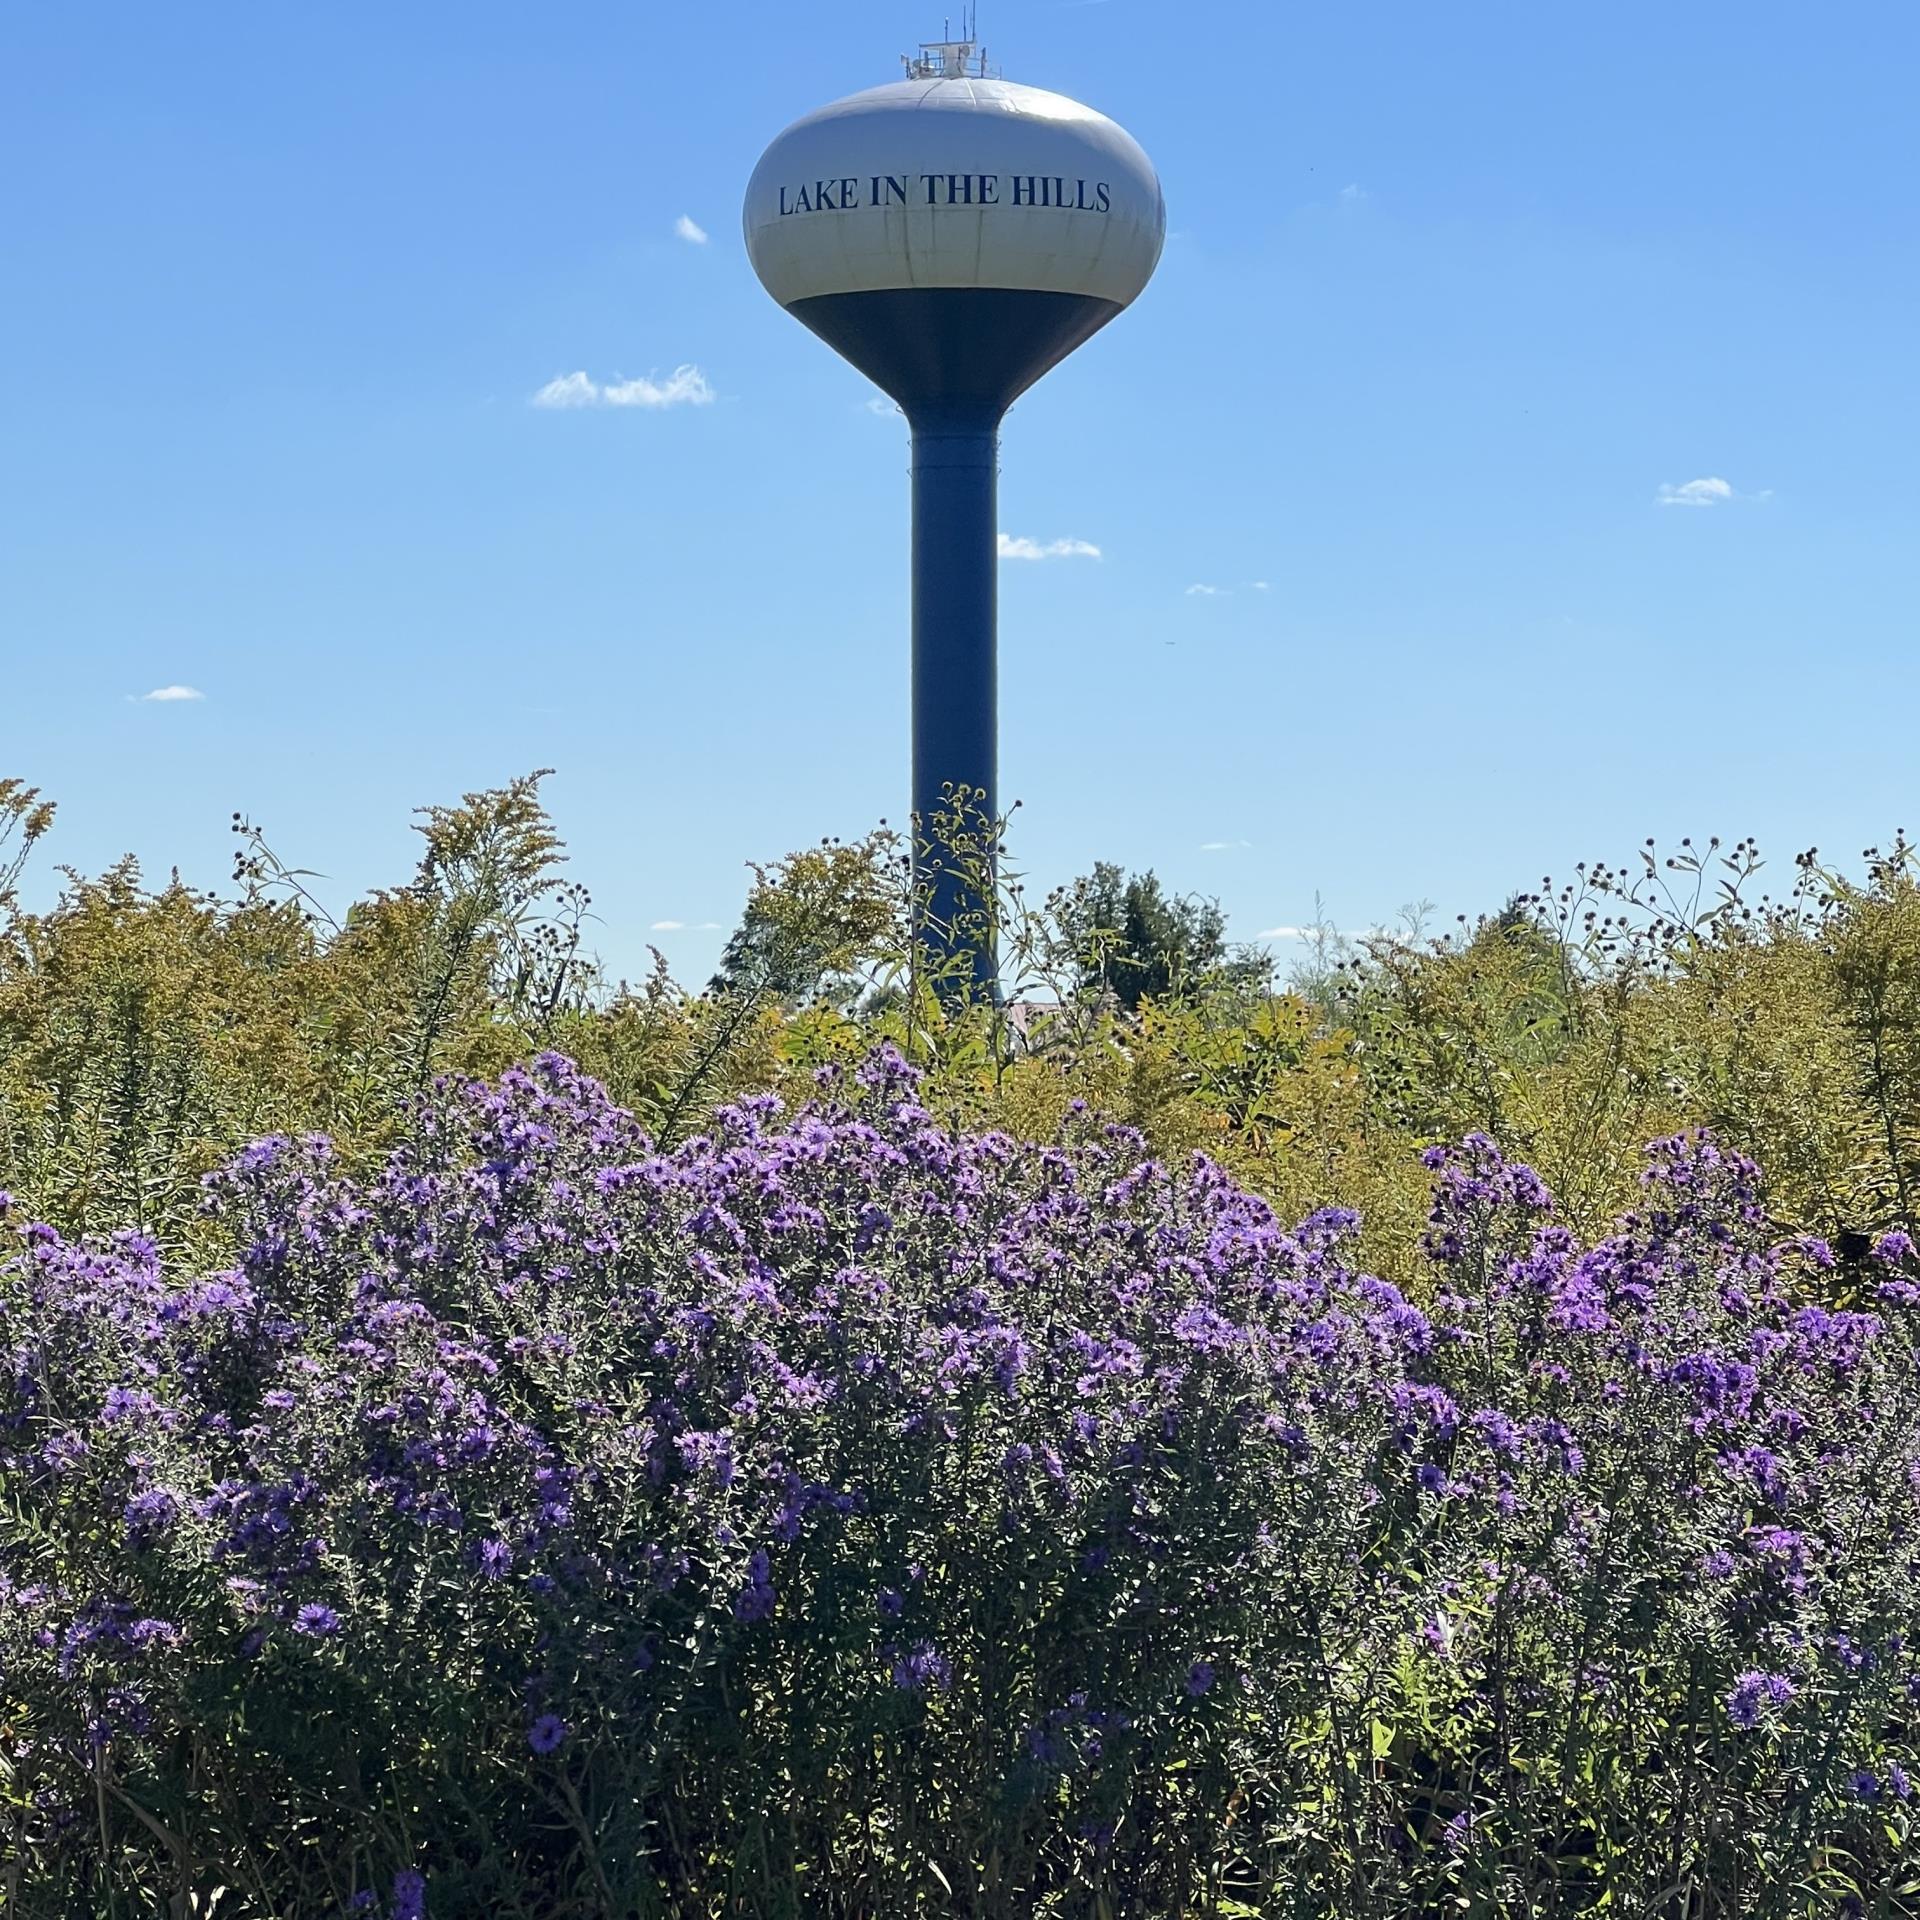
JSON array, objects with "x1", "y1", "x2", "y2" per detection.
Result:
[{"x1": 744, "y1": 14, "x2": 1165, "y2": 994}]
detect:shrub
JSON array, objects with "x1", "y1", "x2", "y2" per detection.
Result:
[
  {"x1": 14, "y1": 772, "x2": 1920, "y2": 1287},
  {"x1": 5, "y1": 1052, "x2": 1920, "y2": 1915}
]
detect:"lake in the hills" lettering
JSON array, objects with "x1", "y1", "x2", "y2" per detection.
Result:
[{"x1": 778, "y1": 174, "x2": 1113, "y2": 215}]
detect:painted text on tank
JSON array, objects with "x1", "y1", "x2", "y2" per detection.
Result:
[{"x1": 777, "y1": 175, "x2": 1114, "y2": 216}]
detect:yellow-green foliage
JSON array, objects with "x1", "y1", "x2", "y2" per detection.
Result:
[{"x1": 6, "y1": 776, "x2": 1920, "y2": 1286}]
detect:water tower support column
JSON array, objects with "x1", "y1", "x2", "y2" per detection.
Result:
[{"x1": 909, "y1": 404, "x2": 1001, "y2": 998}]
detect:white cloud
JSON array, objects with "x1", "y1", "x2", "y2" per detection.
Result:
[
  {"x1": 1186, "y1": 583, "x2": 1228, "y2": 597},
  {"x1": 1251, "y1": 580, "x2": 1271, "y2": 591},
  {"x1": 999, "y1": 534, "x2": 1102, "y2": 561},
  {"x1": 603, "y1": 367, "x2": 714, "y2": 408},
  {"x1": 1262, "y1": 923, "x2": 1374, "y2": 942},
  {"x1": 1339, "y1": 183, "x2": 1369, "y2": 204},
  {"x1": 531, "y1": 371, "x2": 598, "y2": 409},
  {"x1": 864, "y1": 396, "x2": 900, "y2": 417},
  {"x1": 1200, "y1": 839, "x2": 1252, "y2": 852},
  {"x1": 650, "y1": 920, "x2": 686, "y2": 932},
  {"x1": 532, "y1": 365, "x2": 715, "y2": 410},
  {"x1": 136, "y1": 685, "x2": 205, "y2": 703},
  {"x1": 1656, "y1": 475, "x2": 1773, "y2": 508},
  {"x1": 1657, "y1": 476, "x2": 1733, "y2": 508},
  {"x1": 673, "y1": 215, "x2": 709, "y2": 245}
]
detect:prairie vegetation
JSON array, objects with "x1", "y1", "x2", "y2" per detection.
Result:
[
  {"x1": 6, "y1": 774, "x2": 1920, "y2": 1284},
  {"x1": 7, "y1": 773, "x2": 1920, "y2": 1916}
]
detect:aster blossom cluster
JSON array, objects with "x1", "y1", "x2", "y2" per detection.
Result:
[{"x1": 3, "y1": 1052, "x2": 1919, "y2": 1916}]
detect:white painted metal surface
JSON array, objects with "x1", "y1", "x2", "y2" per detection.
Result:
[{"x1": 744, "y1": 76, "x2": 1165, "y2": 309}]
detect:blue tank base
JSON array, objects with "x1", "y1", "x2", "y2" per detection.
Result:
[{"x1": 786, "y1": 288, "x2": 1123, "y2": 419}]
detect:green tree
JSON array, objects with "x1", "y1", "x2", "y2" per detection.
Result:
[{"x1": 1056, "y1": 860, "x2": 1268, "y2": 1010}]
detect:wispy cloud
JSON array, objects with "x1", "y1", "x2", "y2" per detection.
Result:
[
  {"x1": 999, "y1": 535, "x2": 1102, "y2": 561},
  {"x1": 863, "y1": 396, "x2": 900, "y2": 417},
  {"x1": 532, "y1": 366, "x2": 715, "y2": 410},
  {"x1": 673, "y1": 215, "x2": 709, "y2": 245},
  {"x1": 1261, "y1": 923, "x2": 1371, "y2": 942},
  {"x1": 650, "y1": 919, "x2": 724, "y2": 933},
  {"x1": 1656, "y1": 476, "x2": 1733, "y2": 509},
  {"x1": 1200, "y1": 839, "x2": 1252, "y2": 852},
  {"x1": 135, "y1": 685, "x2": 205, "y2": 703},
  {"x1": 1186, "y1": 583, "x2": 1228, "y2": 597},
  {"x1": 1655, "y1": 475, "x2": 1773, "y2": 509},
  {"x1": 532, "y1": 372, "x2": 599, "y2": 409},
  {"x1": 1250, "y1": 580, "x2": 1271, "y2": 591},
  {"x1": 1339, "y1": 183, "x2": 1369, "y2": 205}
]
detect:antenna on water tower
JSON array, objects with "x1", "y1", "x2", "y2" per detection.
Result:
[{"x1": 745, "y1": 25, "x2": 1165, "y2": 998}]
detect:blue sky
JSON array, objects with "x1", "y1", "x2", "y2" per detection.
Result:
[{"x1": 4, "y1": 1, "x2": 1915, "y2": 980}]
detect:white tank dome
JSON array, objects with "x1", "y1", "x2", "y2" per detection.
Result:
[{"x1": 744, "y1": 75, "x2": 1165, "y2": 311}]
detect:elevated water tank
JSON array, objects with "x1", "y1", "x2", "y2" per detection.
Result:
[{"x1": 745, "y1": 30, "x2": 1165, "y2": 993}]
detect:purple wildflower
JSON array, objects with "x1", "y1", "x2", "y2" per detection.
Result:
[
  {"x1": 891, "y1": 1641, "x2": 952, "y2": 1694},
  {"x1": 1727, "y1": 1671, "x2": 1796, "y2": 1729},
  {"x1": 734, "y1": 1549, "x2": 776, "y2": 1623}
]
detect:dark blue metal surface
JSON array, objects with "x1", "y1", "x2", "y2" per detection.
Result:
[
  {"x1": 910, "y1": 405, "x2": 1000, "y2": 993},
  {"x1": 785, "y1": 287, "x2": 1124, "y2": 997},
  {"x1": 787, "y1": 287, "x2": 1122, "y2": 415}
]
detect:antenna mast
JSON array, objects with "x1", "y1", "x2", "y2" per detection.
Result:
[{"x1": 903, "y1": 5, "x2": 995, "y2": 79}]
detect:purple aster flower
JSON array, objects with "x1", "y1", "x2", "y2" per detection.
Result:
[
  {"x1": 528, "y1": 1713, "x2": 568, "y2": 1755},
  {"x1": 1727, "y1": 1670, "x2": 1795, "y2": 1729},
  {"x1": 100, "y1": 1386, "x2": 161, "y2": 1426},
  {"x1": 293, "y1": 1604, "x2": 340, "y2": 1637},
  {"x1": 890, "y1": 1640, "x2": 952, "y2": 1694},
  {"x1": 390, "y1": 1869, "x2": 426, "y2": 1920},
  {"x1": 124, "y1": 1488, "x2": 180, "y2": 1549},
  {"x1": 1185, "y1": 1660, "x2": 1215, "y2": 1697},
  {"x1": 733, "y1": 1549, "x2": 776, "y2": 1623}
]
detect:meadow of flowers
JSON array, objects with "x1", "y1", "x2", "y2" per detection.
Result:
[{"x1": 7, "y1": 1037, "x2": 1920, "y2": 1916}]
